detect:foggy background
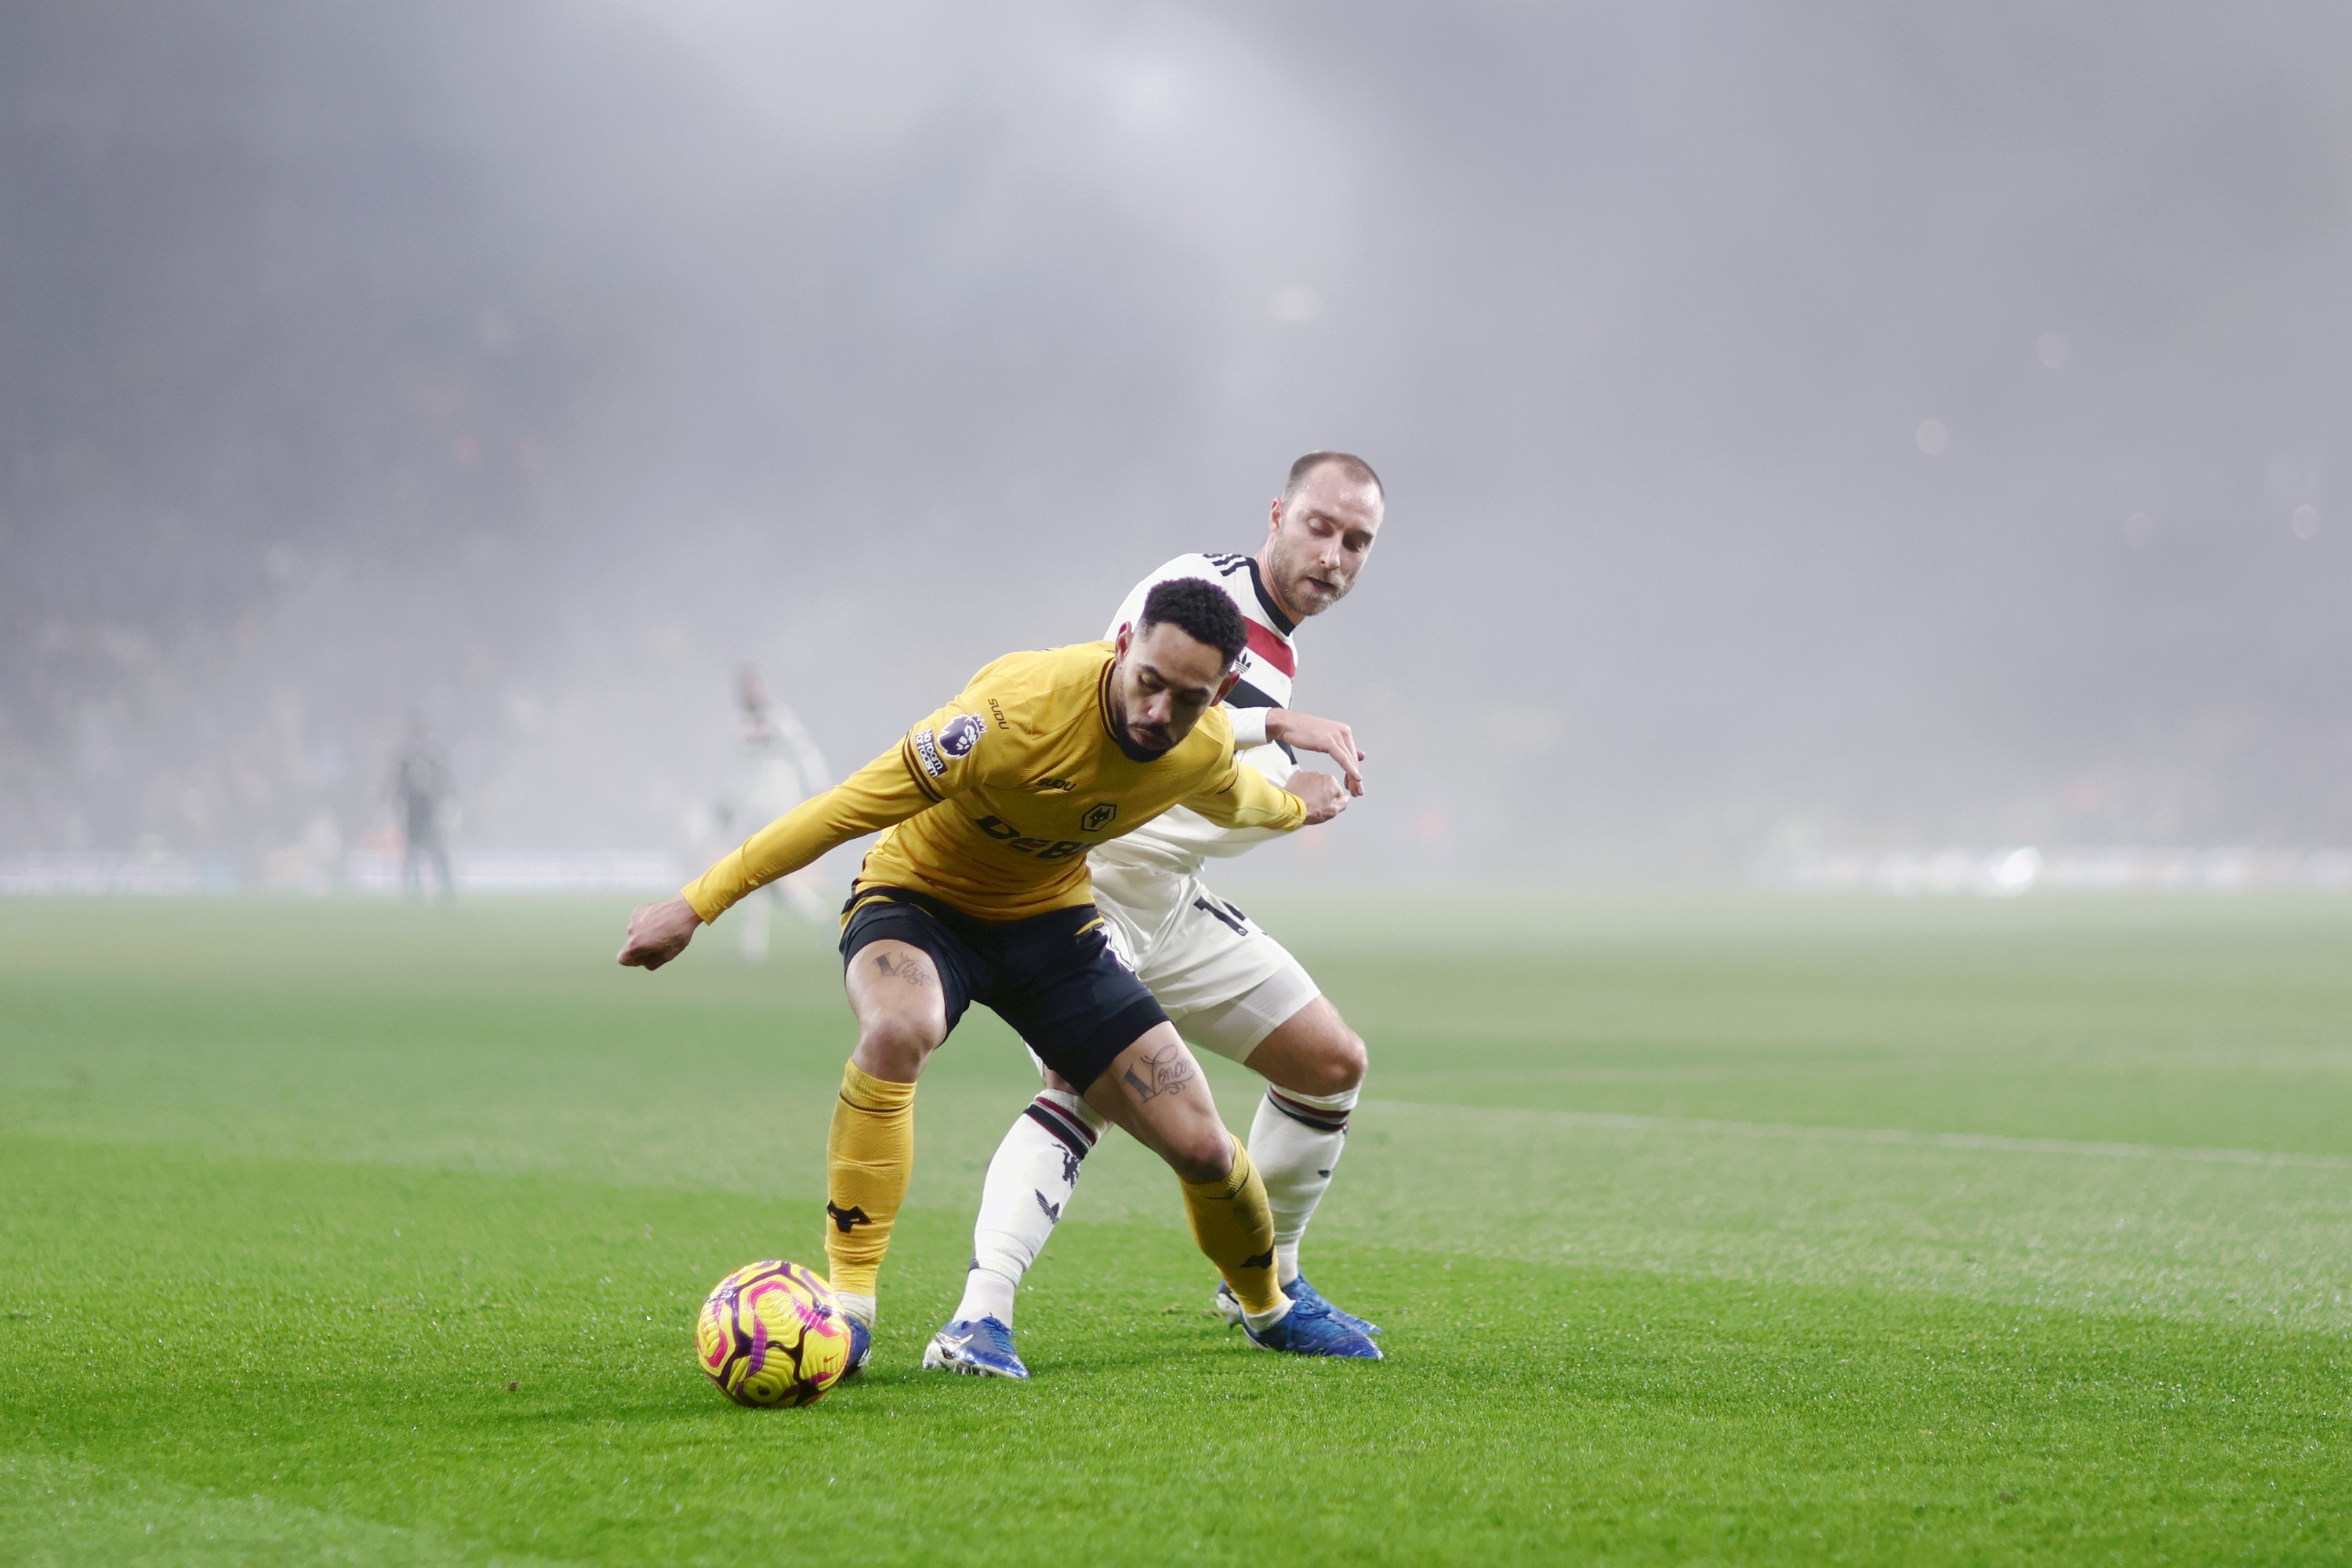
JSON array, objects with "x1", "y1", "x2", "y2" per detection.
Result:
[{"x1": 5, "y1": 1, "x2": 2347, "y2": 887}]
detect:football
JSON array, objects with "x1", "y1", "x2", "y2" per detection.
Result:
[{"x1": 695, "y1": 1261, "x2": 855, "y2": 1407}]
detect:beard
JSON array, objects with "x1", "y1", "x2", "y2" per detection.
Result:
[
  {"x1": 1271, "y1": 554, "x2": 1349, "y2": 617},
  {"x1": 1102, "y1": 687, "x2": 1173, "y2": 762}
]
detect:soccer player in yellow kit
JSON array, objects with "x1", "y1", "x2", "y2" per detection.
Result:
[{"x1": 618, "y1": 579, "x2": 1358, "y2": 1367}]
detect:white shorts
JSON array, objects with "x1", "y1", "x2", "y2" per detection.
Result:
[{"x1": 1086, "y1": 857, "x2": 1320, "y2": 1064}]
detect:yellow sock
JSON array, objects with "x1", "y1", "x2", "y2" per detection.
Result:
[
  {"x1": 822, "y1": 1060, "x2": 916, "y2": 1308},
  {"x1": 1181, "y1": 1139, "x2": 1283, "y2": 1318}
]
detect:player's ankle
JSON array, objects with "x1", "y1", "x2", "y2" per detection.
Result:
[
  {"x1": 1241, "y1": 1296, "x2": 1294, "y2": 1333},
  {"x1": 835, "y1": 1290, "x2": 877, "y2": 1329},
  {"x1": 953, "y1": 1265, "x2": 1019, "y2": 1327}
]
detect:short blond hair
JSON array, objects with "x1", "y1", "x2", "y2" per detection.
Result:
[{"x1": 1283, "y1": 451, "x2": 1383, "y2": 504}]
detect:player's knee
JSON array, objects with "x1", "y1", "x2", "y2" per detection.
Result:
[
  {"x1": 1299, "y1": 1025, "x2": 1367, "y2": 1097},
  {"x1": 1164, "y1": 1124, "x2": 1235, "y2": 1185},
  {"x1": 854, "y1": 1014, "x2": 936, "y2": 1080}
]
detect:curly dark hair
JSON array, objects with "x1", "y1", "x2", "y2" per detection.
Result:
[{"x1": 1137, "y1": 577, "x2": 1247, "y2": 666}]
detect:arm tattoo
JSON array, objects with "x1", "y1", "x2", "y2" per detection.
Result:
[
  {"x1": 872, "y1": 951, "x2": 936, "y2": 988},
  {"x1": 1120, "y1": 1043, "x2": 1196, "y2": 1103}
]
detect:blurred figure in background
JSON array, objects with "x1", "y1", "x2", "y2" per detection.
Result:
[
  {"x1": 391, "y1": 717, "x2": 456, "y2": 902},
  {"x1": 720, "y1": 666, "x2": 833, "y2": 960}
]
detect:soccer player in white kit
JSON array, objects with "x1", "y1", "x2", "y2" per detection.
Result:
[
  {"x1": 925, "y1": 452, "x2": 1386, "y2": 1376},
  {"x1": 721, "y1": 666, "x2": 833, "y2": 963}
]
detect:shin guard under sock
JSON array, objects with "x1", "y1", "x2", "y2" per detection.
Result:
[
  {"x1": 1180, "y1": 1139, "x2": 1286, "y2": 1324},
  {"x1": 1249, "y1": 1084, "x2": 1357, "y2": 1285},
  {"x1": 955, "y1": 1090, "x2": 1103, "y2": 1327},
  {"x1": 823, "y1": 1060, "x2": 916, "y2": 1322}
]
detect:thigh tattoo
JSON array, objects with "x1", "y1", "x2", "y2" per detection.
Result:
[
  {"x1": 1120, "y1": 1042, "x2": 1196, "y2": 1104},
  {"x1": 871, "y1": 950, "x2": 936, "y2": 989}
]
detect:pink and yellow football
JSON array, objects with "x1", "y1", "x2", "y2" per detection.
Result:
[{"x1": 695, "y1": 1261, "x2": 853, "y2": 1407}]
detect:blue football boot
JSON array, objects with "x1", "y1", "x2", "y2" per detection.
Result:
[
  {"x1": 844, "y1": 1316, "x2": 873, "y2": 1376},
  {"x1": 1287, "y1": 1276, "x2": 1382, "y2": 1338},
  {"x1": 921, "y1": 1316, "x2": 1029, "y2": 1379},
  {"x1": 1240, "y1": 1294, "x2": 1382, "y2": 1359},
  {"x1": 1216, "y1": 1275, "x2": 1382, "y2": 1338}
]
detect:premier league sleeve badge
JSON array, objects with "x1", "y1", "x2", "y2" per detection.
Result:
[{"x1": 938, "y1": 713, "x2": 987, "y2": 759}]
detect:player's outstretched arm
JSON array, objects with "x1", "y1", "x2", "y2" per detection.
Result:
[
  {"x1": 1265, "y1": 710, "x2": 1366, "y2": 796},
  {"x1": 695, "y1": 752, "x2": 937, "y2": 909},
  {"x1": 619, "y1": 734, "x2": 953, "y2": 973},
  {"x1": 1185, "y1": 753, "x2": 1346, "y2": 830}
]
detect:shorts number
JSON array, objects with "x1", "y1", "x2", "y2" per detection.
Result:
[{"x1": 1192, "y1": 896, "x2": 1249, "y2": 937}]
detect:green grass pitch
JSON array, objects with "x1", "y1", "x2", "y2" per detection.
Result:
[{"x1": 4, "y1": 894, "x2": 2349, "y2": 1563}]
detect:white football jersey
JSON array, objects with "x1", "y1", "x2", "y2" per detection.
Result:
[{"x1": 1092, "y1": 552, "x2": 1303, "y2": 876}]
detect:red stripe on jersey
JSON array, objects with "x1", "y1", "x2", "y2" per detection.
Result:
[{"x1": 1243, "y1": 619, "x2": 1295, "y2": 677}]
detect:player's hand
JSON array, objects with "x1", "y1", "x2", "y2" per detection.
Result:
[
  {"x1": 1289, "y1": 768, "x2": 1349, "y2": 826},
  {"x1": 1265, "y1": 710, "x2": 1365, "y2": 796},
  {"x1": 619, "y1": 896, "x2": 704, "y2": 971}
]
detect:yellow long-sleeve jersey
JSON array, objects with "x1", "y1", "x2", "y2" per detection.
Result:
[{"x1": 681, "y1": 641, "x2": 1308, "y2": 924}]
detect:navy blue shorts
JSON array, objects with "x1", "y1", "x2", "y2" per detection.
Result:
[{"x1": 837, "y1": 886, "x2": 1169, "y2": 1092}]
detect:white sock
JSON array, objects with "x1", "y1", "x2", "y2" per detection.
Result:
[
  {"x1": 1248, "y1": 1084, "x2": 1357, "y2": 1286},
  {"x1": 835, "y1": 1291, "x2": 876, "y2": 1330},
  {"x1": 953, "y1": 1089, "x2": 1103, "y2": 1329},
  {"x1": 1243, "y1": 1297, "x2": 1295, "y2": 1333}
]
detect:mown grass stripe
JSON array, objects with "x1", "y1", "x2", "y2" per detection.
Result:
[{"x1": 1364, "y1": 1098, "x2": 2352, "y2": 1170}]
